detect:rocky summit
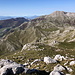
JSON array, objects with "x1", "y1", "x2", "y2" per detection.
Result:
[{"x1": 0, "y1": 11, "x2": 75, "y2": 75}]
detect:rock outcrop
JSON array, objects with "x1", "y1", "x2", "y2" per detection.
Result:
[{"x1": 44, "y1": 57, "x2": 57, "y2": 64}]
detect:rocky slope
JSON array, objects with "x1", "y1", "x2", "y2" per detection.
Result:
[
  {"x1": 0, "y1": 11, "x2": 75, "y2": 75},
  {"x1": 1, "y1": 11, "x2": 75, "y2": 51},
  {"x1": 0, "y1": 53, "x2": 75, "y2": 75}
]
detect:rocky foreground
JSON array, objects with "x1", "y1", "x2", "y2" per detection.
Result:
[{"x1": 0, "y1": 54, "x2": 75, "y2": 75}]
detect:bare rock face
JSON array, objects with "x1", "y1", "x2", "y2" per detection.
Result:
[
  {"x1": 0, "y1": 59, "x2": 25, "y2": 75},
  {"x1": 47, "y1": 11, "x2": 75, "y2": 18},
  {"x1": 50, "y1": 11, "x2": 67, "y2": 17},
  {"x1": 0, "y1": 65, "x2": 24, "y2": 75}
]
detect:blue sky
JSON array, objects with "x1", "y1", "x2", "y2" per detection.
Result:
[{"x1": 0, "y1": 0, "x2": 75, "y2": 16}]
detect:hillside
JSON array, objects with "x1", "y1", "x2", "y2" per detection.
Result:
[
  {"x1": 0, "y1": 17, "x2": 29, "y2": 37},
  {"x1": 0, "y1": 11, "x2": 75, "y2": 75},
  {"x1": 1, "y1": 11, "x2": 75, "y2": 51}
]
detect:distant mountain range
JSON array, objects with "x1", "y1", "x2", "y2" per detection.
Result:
[
  {"x1": 0, "y1": 16, "x2": 14, "y2": 20},
  {"x1": 24, "y1": 15, "x2": 39, "y2": 19},
  {"x1": 0, "y1": 15, "x2": 39, "y2": 20}
]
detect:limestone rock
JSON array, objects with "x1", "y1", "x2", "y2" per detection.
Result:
[
  {"x1": 44, "y1": 57, "x2": 57, "y2": 64},
  {"x1": 54, "y1": 64, "x2": 65, "y2": 71},
  {"x1": 31, "y1": 59, "x2": 41, "y2": 65},
  {"x1": 54, "y1": 54, "x2": 66, "y2": 61},
  {"x1": 65, "y1": 66, "x2": 73, "y2": 72},
  {"x1": 69, "y1": 61, "x2": 75, "y2": 65},
  {"x1": 50, "y1": 70, "x2": 64, "y2": 75}
]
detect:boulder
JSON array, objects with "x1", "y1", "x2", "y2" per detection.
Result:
[
  {"x1": 0, "y1": 59, "x2": 14, "y2": 68},
  {"x1": 54, "y1": 64, "x2": 65, "y2": 71},
  {"x1": 50, "y1": 70, "x2": 64, "y2": 75},
  {"x1": 0, "y1": 62, "x2": 24, "y2": 75},
  {"x1": 0, "y1": 65, "x2": 13, "y2": 75},
  {"x1": 54, "y1": 54, "x2": 66, "y2": 61},
  {"x1": 69, "y1": 58, "x2": 74, "y2": 60},
  {"x1": 69, "y1": 61, "x2": 75, "y2": 65},
  {"x1": 44, "y1": 57, "x2": 57, "y2": 64}
]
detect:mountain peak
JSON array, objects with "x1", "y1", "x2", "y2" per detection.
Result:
[
  {"x1": 49, "y1": 11, "x2": 75, "y2": 17},
  {"x1": 52, "y1": 11, "x2": 66, "y2": 14},
  {"x1": 50, "y1": 11, "x2": 67, "y2": 17}
]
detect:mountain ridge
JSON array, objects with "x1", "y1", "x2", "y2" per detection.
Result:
[
  {"x1": 0, "y1": 11, "x2": 75, "y2": 52},
  {"x1": 46, "y1": 11, "x2": 75, "y2": 17},
  {"x1": 0, "y1": 17, "x2": 29, "y2": 37}
]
